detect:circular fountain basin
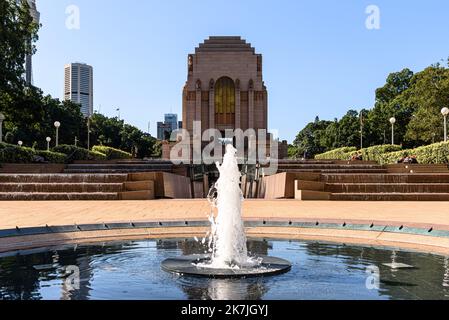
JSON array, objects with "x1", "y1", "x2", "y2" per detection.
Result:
[{"x1": 161, "y1": 254, "x2": 291, "y2": 278}]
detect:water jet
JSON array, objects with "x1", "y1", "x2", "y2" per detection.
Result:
[{"x1": 161, "y1": 145, "x2": 291, "y2": 278}]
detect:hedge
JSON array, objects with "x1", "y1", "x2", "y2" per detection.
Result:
[
  {"x1": 380, "y1": 142, "x2": 449, "y2": 164},
  {"x1": 53, "y1": 145, "x2": 107, "y2": 161},
  {"x1": 314, "y1": 147, "x2": 357, "y2": 160},
  {"x1": 0, "y1": 143, "x2": 35, "y2": 163},
  {"x1": 360, "y1": 145, "x2": 402, "y2": 162},
  {"x1": 379, "y1": 150, "x2": 410, "y2": 164},
  {"x1": 0, "y1": 143, "x2": 67, "y2": 163},
  {"x1": 35, "y1": 150, "x2": 67, "y2": 163},
  {"x1": 92, "y1": 145, "x2": 132, "y2": 160}
]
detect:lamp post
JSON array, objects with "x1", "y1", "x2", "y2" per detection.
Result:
[
  {"x1": 54, "y1": 121, "x2": 61, "y2": 147},
  {"x1": 0, "y1": 113, "x2": 5, "y2": 143},
  {"x1": 87, "y1": 117, "x2": 91, "y2": 150},
  {"x1": 18, "y1": 141, "x2": 23, "y2": 147},
  {"x1": 360, "y1": 111, "x2": 364, "y2": 150},
  {"x1": 46, "y1": 137, "x2": 51, "y2": 151},
  {"x1": 441, "y1": 108, "x2": 449, "y2": 142},
  {"x1": 389, "y1": 117, "x2": 396, "y2": 145}
]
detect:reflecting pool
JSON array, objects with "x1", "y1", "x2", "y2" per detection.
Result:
[{"x1": 0, "y1": 239, "x2": 448, "y2": 300}]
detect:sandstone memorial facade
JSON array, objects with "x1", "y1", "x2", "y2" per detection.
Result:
[
  {"x1": 162, "y1": 36, "x2": 287, "y2": 161},
  {"x1": 182, "y1": 36, "x2": 268, "y2": 136}
]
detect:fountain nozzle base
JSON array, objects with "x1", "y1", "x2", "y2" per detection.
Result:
[{"x1": 161, "y1": 254, "x2": 291, "y2": 279}]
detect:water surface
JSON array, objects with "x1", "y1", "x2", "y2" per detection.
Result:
[{"x1": 0, "y1": 239, "x2": 448, "y2": 300}]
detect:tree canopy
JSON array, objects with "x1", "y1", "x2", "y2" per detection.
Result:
[
  {"x1": 291, "y1": 64, "x2": 449, "y2": 158},
  {"x1": 0, "y1": 0, "x2": 39, "y2": 95},
  {"x1": 0, "y1": 0, "x2": 159, "y2": 158}
]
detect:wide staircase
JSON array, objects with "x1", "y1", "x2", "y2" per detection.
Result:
[
  {"x1": 0, "y1": 159, "x2": 190, "y2": 201},
  {"x1": 2, "y1": 159, "x2": 449, "y2": 201},
  {"x1": 322, "y1": 172, "x2": 449, "y2": 201},
  {"x1": 275, "y1": 160, "x2": 386, "y2": 174},
  {"x1": 278, "y1": 162, "x2": 449, "y2": 201},
  {"x1": 64, "y1": 160, "x2": 174, "y2": 174},
  {"x1": 0, "y1": 174, "x2": 127, "y2": 200},
  {"x1": 0, "y1": 170, "x2": 192, "y2": 201}
]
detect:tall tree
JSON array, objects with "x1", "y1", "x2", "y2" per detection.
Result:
[
  {"x1": 0, "y1": 0, "x2": 39, "y2": 95},
  {"x1": 292, "y1": 116, "x2": 332, "y2": 158},
  {"x1": 404, "y1": 65, "x2": 449, "y2": 145},
  {"x1": 368, "y1": 68, "x2": 415, "y2": 146}
]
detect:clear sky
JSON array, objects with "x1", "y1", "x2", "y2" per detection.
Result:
[{"x1": 33, "y1": 0, "x2": 449, "y2": 142}]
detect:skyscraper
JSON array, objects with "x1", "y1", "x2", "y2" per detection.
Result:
[
  {"x1": 23, "y1": 0, "x2": 40, "y2": 85},
  {"x1": 164, "y1": 113, "x2": 178, "y2": 131},
  {"x1": 64, "y1": 63, "x2": 94, "y2": 117},
  {"x1": 157, "y1": 122, "x2": 172, "y2": 141}
]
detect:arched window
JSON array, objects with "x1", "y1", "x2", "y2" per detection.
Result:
[{"x1": 215, "y1": 77, "x2": 235, "y2": 126}]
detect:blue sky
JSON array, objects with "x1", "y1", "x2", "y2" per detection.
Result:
[{"x1": 33, "y1": 0, "x2": 449, "y2": 142}]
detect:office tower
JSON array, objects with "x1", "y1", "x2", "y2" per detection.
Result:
[
  {"x1": 23, "y1": 0, "x2": 40, "y2": 85},
  {"x1": 157, "y1": 122, "x2": 172, "y2": 141},
  {"x1": 64, "y1": 63, "x2": 94, "y2": 117},
  {"x1": 164, "y1": 113, "x2": 178, "y2": 131}
]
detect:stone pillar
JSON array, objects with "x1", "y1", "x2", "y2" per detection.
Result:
[
  {"x1": 209, "y1": 79, "x2": 215, "y2": 129},
  {"x1": 248, "y1": 79, "x2": 254, "y2": 129},
  {"x1": 235, "y1": 79, "x2": 241, "y2": 130},
  {"x1": 195, "y1": 79, "x2": 202, "y2": 124}
]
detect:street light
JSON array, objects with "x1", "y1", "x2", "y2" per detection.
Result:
[
  {"x1": 359, "y1": 111, "x2": 364, "y2": 150},
  {"x1": 18, "y1": 141, "x2": 23, "y2": 147},
  {"x1": 0, "y1": 112, "x2": 5, "y2": 143},
  {"x1": 441, "y1": 107, "x2": 449, "y2": 142},
  {"x1": 87, "y1": 116, "x2": 91, "y2": 150},
  {"x1": 389, "y1": 117, "x2": 396, "y2": 145},
  {"x1": 46, "y1": 137, "x2": 51, "y2": 151},
  {"x1": 54, "y1": 121, "x2": 61, "y2": 147}
]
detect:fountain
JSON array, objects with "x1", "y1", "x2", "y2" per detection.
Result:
[{"x1": 161, "y1": 144, "x2": 291, "y2": 278}]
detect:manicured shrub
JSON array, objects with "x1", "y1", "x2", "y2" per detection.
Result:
[
  {"x1": 381, "y1": 142, "x2": 449, "y2": 164},
  {"x1": 88, "y1": 150, "x2": 108, "y2": 161},
  {"x1": 35, "y1": 150, "x2": 67, "y2": 163},
  {"x1": 415, "y1": 142, "x2": 449, "y2": 164},
  {"x1": 53, "y1": 145, "x2": 107, "y2": 161},
  {"x1": 379, "y1": 150, "x2": 410, "y2": 164},
  {"x1": 360, "y1": 145, "x2": 402, "y2": 162},
  {"x1": 314, "y1": 147, "x2": 357, "y2": 160},
  {"x1": 0, "y1": 143, "x2": 35, "y2": 163},
  {"x1": 92, "y1": 145, "x2": 132, "y2": 160}
]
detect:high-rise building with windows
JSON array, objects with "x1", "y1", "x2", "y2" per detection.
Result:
[
  {"x1": 157, "y1": 122, "x2": 172, "y2": 141},
  {"x1": 21, "y1": 0, "x2": 40, "y2": 85},
  {"x1": 164, "y1": 114, "x2": 178, "y2": 131},
  {"x1": 64, "y1": 63, "x2": 94, "y2": 117}
]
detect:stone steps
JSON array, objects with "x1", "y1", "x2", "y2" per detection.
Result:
[
  {"x1": 64, "y1": 169, "x2": 168, "y2": 174},
  {"x1": 0, "y1": 192, "x2": 119, "y2": 201},
  {"x1": 276, "y1": 164, "x2": 383, "y2": 169},
  {"x1": 278, "y1": 169, "x2": 388, "y2": 174},
  {"x1": 64, "y1": 162, "x2": 174, "y2": 175},
  {"x1": 0, "y1": 174, "x2": 127, "y2": 183},
  {"x1": 331, "y1": 193, "x2": 449, "y2": 201},
  {"x1": 0, "y1": 174, "x2": 126, "y2": 201},
  {"x1": 0, "y1": 183, "x2": 123, "y2": 193},
  {"x1": 66, "y1": 164, "x2": 173, "y2": 170},
  {"x1": 326, "y1": 183, "x2": 449, "y2": 193},
  {"x1": 322, "y1": 174, "x2": 449, "y2": 183}
]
